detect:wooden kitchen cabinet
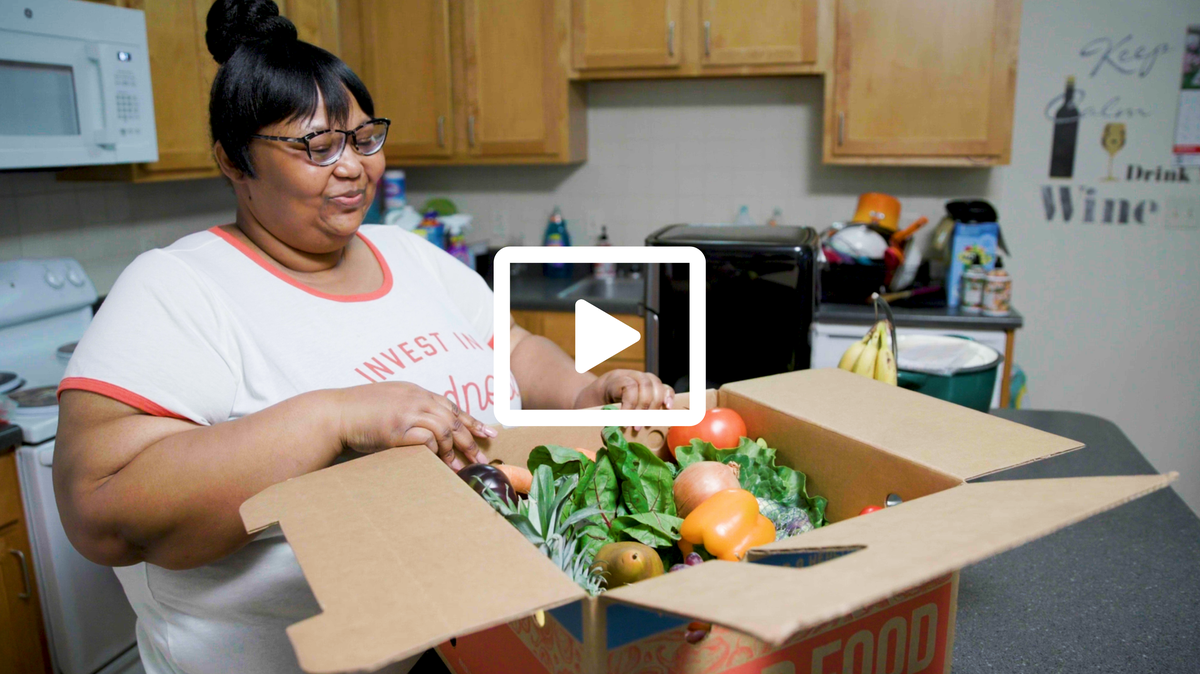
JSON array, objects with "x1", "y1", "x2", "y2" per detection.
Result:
[
  {"x1": 515, "y1": 310, "x2": 645, "y2": 374},
  {"x1": 0, "y1": 454, "x2": 51, "y2": 674},
  {"x1": 699, "y1": 0, "x2": 817, "y2": 67},
  {"x1": 824, "y1": 0, "x2": 1021, "y2": 165},
  {"x1": 571, "y1": 0, "x2": 683, "y2": 70},
  {"x1": 346, "y1": 0, "x2": 586, "y2": 166},
  {"x1": 65, "y1": 0, "x2": 343, "y2": 182},
  {"x1": 356, "y1": 0, "x2": 453, "y2": 159},
  {"x1": 571, "y1": 0, "x2": 822, "y2": 78}
]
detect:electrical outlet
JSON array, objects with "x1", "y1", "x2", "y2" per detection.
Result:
[
  {"x1": 586, "y1": 210, "x2": 604, "y2": 239},
  {"x1": 492, "y1": 210, "x2": 508, "y2": 241},
  {"x1": 1164, "y1": 197, "x2": 1199, "y2": 230}
]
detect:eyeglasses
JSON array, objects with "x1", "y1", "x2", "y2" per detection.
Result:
[{"x1": 250, "y1": 118, "x2": 390, "y2": 166}]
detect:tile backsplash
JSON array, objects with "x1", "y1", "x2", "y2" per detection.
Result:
[
  {"x1": 0, "y1": 172, "x2": 235, "y2": 294},
  {"x1": 405, "y1": 77, "x2": 1002, "y2": 248}
]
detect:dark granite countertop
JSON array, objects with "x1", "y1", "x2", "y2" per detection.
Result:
[
  {"x1": 816, "y1": 302, "x2": 1023, "y2": 330},
  {"x1": 0, "y1": 422, "x2": 21, "y2": 455},
  {"x1": 954, "y1": 410, "x2": 1199, "y2": 672},
  {"x1": 507, "y1": 270, "x2": 644, "y2": 316}
]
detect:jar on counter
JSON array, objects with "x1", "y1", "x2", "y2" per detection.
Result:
[
  {"x1": 982, "y1": 257, "x2": 1012, "y2": 316},
  {"x1": 960, "y1": 253, "x2": 987, "y2": 314}
]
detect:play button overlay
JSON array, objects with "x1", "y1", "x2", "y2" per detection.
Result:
[
  {"x1": 491, "y1": 245, "x2": 705, "y2": 427},
  {"x1": 574, "y1": 300, "x2": 641, "y2": 373}
]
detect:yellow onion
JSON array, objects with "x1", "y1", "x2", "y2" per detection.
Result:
[{"x1": 673, "y1": 461, "x2": 741, "y2": 517}]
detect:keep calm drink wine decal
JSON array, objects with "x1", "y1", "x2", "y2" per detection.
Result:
[{"x1": 1029, "y1": 15, "x2": 1198, "y2": 231}]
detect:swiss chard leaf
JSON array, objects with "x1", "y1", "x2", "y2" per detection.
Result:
[
  {"x1": 573, "y1": 447, "x2": 620, "y2": 531},
  {"x1": 602, "y1": 427, "x2": 677, "y2": 518},
  {"x1": 611, "y1": 512, "x2": 684, "y2": 548}
]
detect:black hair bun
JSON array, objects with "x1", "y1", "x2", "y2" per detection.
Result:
[{"x1": 205, "y1": 0, "x2": 298, "y2": 65}]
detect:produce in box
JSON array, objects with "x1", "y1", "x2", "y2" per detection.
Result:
[{"x1": 463, "y1": 408, "x2": 829, "y2": 597}]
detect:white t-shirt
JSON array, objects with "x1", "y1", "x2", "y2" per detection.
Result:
[{"x1": 59, "y1": 225, "x2": 519, "y2": 674}]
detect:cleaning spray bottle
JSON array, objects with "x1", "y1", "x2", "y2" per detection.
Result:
[{"x1": 542, "y1": 206, "x2": 572, "y2": 278}]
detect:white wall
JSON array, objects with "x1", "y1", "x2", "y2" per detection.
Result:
[
  {"x1": 404, "y1": 77, "x2": 998, "y2": 249},
  {"x1": 0, "y1": 173, "x2": 235, "y2": 294},
  {"x1": 998, "y1": 0, "x2": 1200, "y2": 513}
]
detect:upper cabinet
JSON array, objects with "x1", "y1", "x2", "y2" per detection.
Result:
[
  {"x1": 699, "y1": 0, "x2": 817, "y2": 67},
  {"x1": 70, "y1": 0, "x2": 1021, "y2": 177},
  {"x1": 571, "y1": 0, "x2": 822, "y2": 78},
  {"x1": 571, "y1": 0, "x2": 683, "y2": 70},
  {"x1": 357, "y1": 0, "x2": 454, "y2": 159},
  {"x1": 463, "y1": 0, "x2": 560, "y2": 157},
  {"x1": 825, "y1": 0, "x2": 1021, "y2": 165},
  {"x1": 347, "y1": 0, "x2": 586, "y2": 166}
]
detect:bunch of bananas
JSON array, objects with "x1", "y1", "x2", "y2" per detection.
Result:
[{"x1": 837, "y1": 321, "x2": 897, "y2": 385}]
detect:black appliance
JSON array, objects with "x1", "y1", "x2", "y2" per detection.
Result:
[{"x1": 644, "y1": 224, "x2": 819, "y2": 391}]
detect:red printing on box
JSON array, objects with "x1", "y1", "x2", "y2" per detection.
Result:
[{"x1": 439, "y1": 575, "x2": 953, "y2": 674}]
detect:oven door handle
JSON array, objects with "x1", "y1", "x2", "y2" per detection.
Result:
[{"x1": 643, "y1": 308, "x2": 660, "y2": 376}]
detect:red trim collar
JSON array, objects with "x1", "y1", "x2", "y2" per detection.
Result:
[{"x1": 208, "y1": 226, "x2": 393, "y2": 302}]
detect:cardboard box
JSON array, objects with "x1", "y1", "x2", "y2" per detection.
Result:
[{"x1": 240, "y1": 369, "x2": 1174, "y2": 674}]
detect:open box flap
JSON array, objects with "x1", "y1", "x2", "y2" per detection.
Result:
[
  {"x1": 603, "y1": 473, "x2": 1174, "y2": 645},
  {"x1": 722, "y1": 369, "x2": 1085, "y2": 481},
  {"x1": 241, "y1": 446, "x2": 586, "y2": 674}
]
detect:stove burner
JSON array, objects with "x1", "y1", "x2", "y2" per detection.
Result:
[
  {"x1": 0, "y1": 372, "x2": 24, "y2": 396},
  {"x1": 8, "y1": 385, "x2": 59, "y2": 409}
]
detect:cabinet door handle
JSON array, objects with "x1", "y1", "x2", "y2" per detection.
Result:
[
  {"x1": 437, "y1": 115, "x2": 446, "y2": 148},
  {"x1": 838, "y1": 112, "x2": 845, "y2": 146},
  {"x1": 9, "y1": 549, "x2": 31, "y2": 600},
  {"x1": 667, "y1": 21, "x2": 675, "y2": 57},
  {"x1": 704, "y1": 21, "x2": 711, "y2": 57},
  {"x1": 467, "y1": 115, "x2": 476, "y2": 147}
]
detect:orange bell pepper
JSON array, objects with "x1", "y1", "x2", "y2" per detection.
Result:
[{"x1": 678, "y1": 488, "x2": 776, "y2": 561}]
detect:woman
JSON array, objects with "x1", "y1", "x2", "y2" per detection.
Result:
[{"x1": 53, "y1": 2, "x2": 671, "y2": 672}]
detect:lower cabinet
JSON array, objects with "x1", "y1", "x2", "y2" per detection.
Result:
[
  {"x1": 511, "y1": 309, "x2": 645, "y2": 375},
  {"x1": 0, "y1": 453, "x2": 50, "y2": 674}
]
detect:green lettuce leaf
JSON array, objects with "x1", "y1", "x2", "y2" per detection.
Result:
[
  {"x1": 528, "y1": 444, "x2": 593, "y2": 480},
  {"x1": 674, "y1": 436, "x2": 828, "y2": 528}
]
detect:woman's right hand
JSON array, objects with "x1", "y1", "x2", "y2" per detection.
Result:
[{"x1": 333, "y1": 382, "x2": 496, "y2": 470}]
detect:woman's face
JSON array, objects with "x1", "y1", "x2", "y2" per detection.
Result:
[{"x1": 238, "y1": 92, "x2": 385, "y2": 254}]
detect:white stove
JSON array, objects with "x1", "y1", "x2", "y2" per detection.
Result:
[{"x1": 0, "y1": 258, "x2": 142, "y2": 674}]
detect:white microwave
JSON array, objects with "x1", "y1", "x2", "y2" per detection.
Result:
[{"x1": 0, "y1": 0, "x2": 157, "y2": 170}]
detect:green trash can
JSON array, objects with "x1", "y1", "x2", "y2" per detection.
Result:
[{"x1": 895, "y1": 335, "x2": 1003, "y2": 412}]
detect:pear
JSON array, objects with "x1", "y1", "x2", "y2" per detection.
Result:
[{"x1": 590, "y1": 542, "x2": 664, "y2": 589}]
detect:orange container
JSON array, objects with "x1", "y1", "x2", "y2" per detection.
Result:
[{"x1": 852, "y1": 192, "x2": 901, "y2": 232}]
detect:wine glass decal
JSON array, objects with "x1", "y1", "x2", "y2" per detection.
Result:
[{"x1": 1101, "y1": 123, "x2": 1125, "y2": 181}]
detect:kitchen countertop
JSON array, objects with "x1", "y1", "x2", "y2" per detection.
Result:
[
  {"x1": 954, "y1": 410, "x2": 1199, "y2": 672},
  {"x1": 0, "y1": 422, "x2": 22, "y2": 455},
  {"x1": 816, "y1": 302, "x2": 1023, "y2": 331},
  {"x1": 507, "y1": 270, "x2": 644, "y2": 315}
]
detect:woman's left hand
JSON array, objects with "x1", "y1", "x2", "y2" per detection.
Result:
[{"x1": 574, "y1": 370, "x2": 674, "y2": 410}]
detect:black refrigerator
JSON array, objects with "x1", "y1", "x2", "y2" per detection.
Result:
[{"x1": 644, "y1": 224, "x2": 819, "y2": 391}]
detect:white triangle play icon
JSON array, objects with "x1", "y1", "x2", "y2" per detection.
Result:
[{"x1": 574, "y1": 299, "x2": 641, "y2": 373}]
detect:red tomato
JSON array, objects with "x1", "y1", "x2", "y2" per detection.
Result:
[
  {"x1": 667, "y1": 407, "x2": 748, "y2": 457},
  {"x1": 859, "y1": 505, "x2": 884, "y2": 516}
]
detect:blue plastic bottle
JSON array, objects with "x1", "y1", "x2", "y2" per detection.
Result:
[{"x1": 542, "y1": 206, "x2": 572, "y2": 278}]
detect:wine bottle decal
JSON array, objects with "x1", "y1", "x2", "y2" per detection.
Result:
[{"x1": 1049, "y1": 76, "x2": 1080, "y2": 178}]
